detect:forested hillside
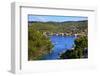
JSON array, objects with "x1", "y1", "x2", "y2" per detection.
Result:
[{"x1": 28, "y1": 20, "x2": 88, "y2": 35}]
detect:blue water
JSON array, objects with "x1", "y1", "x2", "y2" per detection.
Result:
[{"x1": 42, "y1": 35, "x2": 75, "y2": 60}]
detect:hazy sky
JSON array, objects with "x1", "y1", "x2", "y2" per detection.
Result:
[{"x1": 28, "y1": 15, "x2": 87, "y2": 22}]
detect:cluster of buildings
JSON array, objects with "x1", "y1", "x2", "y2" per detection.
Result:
[
  {"x1": 43, "y1": 32, "x2": 73, "y2": 36},
  {"x1": 43, "y1": 32, "x2": 87, "y2": 38}
]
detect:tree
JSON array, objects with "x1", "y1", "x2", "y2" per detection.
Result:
[
  {"x1": 74, "y1": 36, "x2": 88, "y2": 58},
  {"x1": 28, "y1": 27, "x2": 53, "y2": 60}
]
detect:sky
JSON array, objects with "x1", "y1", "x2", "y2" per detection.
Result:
[{"x1": 28, "y1": 15, "x2": 88, "y2": 22}]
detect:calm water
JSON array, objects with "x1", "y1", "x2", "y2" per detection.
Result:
[{"x1": 42, "y1": 35, "x2": 75, "y2": 60}]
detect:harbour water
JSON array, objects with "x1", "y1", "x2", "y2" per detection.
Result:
[{"x1": 42, "y1": 35, "x2": 75, "y2": 60}]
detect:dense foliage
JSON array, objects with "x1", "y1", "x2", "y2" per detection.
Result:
[
  {"x1": 60, "y1": 36, "x2": 88, "y2": 59},
  {"x1": 28, "y1": 27, "x2": 53, "y2": 60}
]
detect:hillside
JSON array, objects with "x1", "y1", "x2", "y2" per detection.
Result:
[{"x1": 28, "y1": 20, "x2": 88, "y2": 36}]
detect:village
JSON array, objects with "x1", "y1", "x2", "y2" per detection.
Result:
[{"x1": 43, "y1": 31, "x2": 87, "y2": 37}]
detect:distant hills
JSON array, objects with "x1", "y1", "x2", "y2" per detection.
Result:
[
  {"x1": 28, "y1": 20, "x2": 88, "y2": 35},
  {"x1": 28, "y1": 20, "x2": 88, "y2": 24}
]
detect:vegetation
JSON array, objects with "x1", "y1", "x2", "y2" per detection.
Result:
[
  {"x1": 28, "y1": 20, "x2": 88, "y2": 60},
  {"x1": 28, "y1": 27, "x2": 53, "y2": 60},
  {"x1": 28, "y1": 20, "x2": 88, "y2": 34},
  {"x1": 60, "y1": 36, "x2": 88, "y2": 59}
]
